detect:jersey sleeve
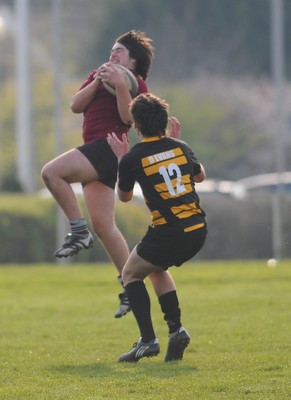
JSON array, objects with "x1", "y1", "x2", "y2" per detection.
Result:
[
  {"x1": 180, "y1": 141, "x2": 202, "y2": 176},
  {"x1": 78, "y1": 70, "x2": 96, "y2": 90},
  {"x1": 118, "y1": 154, "x2": 136, "y2": 192},
  {"x1": 136, "y1": 76, "x2": 148, "y2": 95}
]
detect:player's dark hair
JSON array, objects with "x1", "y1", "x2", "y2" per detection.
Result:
[
  {"x1": 117, "y1": 30, "x2": 154, "y2": 80},
  {"x1": 130, "y1": 93, "x2": 169, "y2": 137}
]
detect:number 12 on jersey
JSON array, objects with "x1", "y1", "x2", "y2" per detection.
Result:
[{"x1": 159, "y1": 163, "x2": 186, "y2": 197}]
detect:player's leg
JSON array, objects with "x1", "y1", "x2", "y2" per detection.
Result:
[
  {"x1": 123, "y1": 241, "x2": 191, "y2": 362},
  {"x1": 149, "y1": 269, "x2": 176, "y2": 297},
  {"x1": 150, "y1": 270, "x2": 190, "y2": 362},
  {"x1": 83, "y1": 180, "x2": 129, "y2": 272},
  {"x1": 41, "y1": 149, "x2": 98, "y2": 257},
  {"x1": 83, "y1": 180, "x2": 131, "y2": 317},
  {"x1": 42, "y1": 149, "x2": 98, "y2": 219},
  {"x1": 118, "y1": 248, "x2": 162, "y2": 362}
]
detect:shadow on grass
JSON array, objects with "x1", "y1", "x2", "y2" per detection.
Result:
[{"x1": 50, "y1": 361, "x2": 199, "y2": 379}]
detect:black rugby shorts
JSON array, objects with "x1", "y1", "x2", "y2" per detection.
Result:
[
  {"x1": 77, "y1": 139, "x2": 118, "y2": 189},
  {"x1": 136, "y1": 218, "x2": 207, "y2": 269}
]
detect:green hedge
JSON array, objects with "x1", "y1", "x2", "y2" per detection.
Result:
[
  {"x1": 0, "y1": 192, "x2": 290, "y2": 263},
  {"x1": 0, "y1": 195, "x2": 55, "y2": 263},
  {"x1": 0, "y1": 194, "x2": 150, "y2": 264}
]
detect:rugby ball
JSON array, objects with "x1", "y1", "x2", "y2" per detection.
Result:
[{"x1": 102, "y1": 64, "x2": 138, "y2": 97}]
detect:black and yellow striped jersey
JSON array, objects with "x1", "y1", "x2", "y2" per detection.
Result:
[{"x1": 118, "y1": 136, "x2": 205, "y2": 226}]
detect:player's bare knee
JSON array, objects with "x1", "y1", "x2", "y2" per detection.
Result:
[
  {"x1": 41, "y1": 164, "x2": 59, "y2": 188},
  {"x1": 122, "y1": 268, "x2": 133, "y2": 286},
  {"x1": 41, "y1": 165, "x2": 50, "y2": 186},
  {"x1": 90, "y1": 222, "x2": 102, "y2": 238},
  {"x1": 91, "y1": 219, "x2": 114, "y2": 239},
  {"x1": 123, "y1": 262, "x2": 143, "y2": 285}
]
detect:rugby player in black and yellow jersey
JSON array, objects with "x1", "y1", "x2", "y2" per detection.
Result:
[{"x1": 107, "y1": 92, "x2": 207, "y2": 362}]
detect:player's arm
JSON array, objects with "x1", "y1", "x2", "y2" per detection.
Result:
[
  {"x1": 186, "y1": 145, "x2": 206, "y2": 183},
  {"x1": 167, "y1": 116, "x2": 181, "y2": 139},
  {"x1": 194, "y1": 164, "x2": 206, "y2": 183},
  {"x1": 115, "y1": 85, "x2": 133, "y2": 125},
  {"x1": 70, "y1": 80, "x2": 100, "y2": 113},
  {"x1": 117, "y1": 187, "x2": 133, "y2": 202},
  {"x1": 107, "y1": 132, "x2": 133, "y2": 202},
  {"x1": 102, "y1": 63, "x2": 133, "y2": 124},
  {"x1": 70, "y1": 67, "x2": 103, "y2": 113}
]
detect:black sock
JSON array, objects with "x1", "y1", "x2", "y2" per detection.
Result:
[
  {"x1": 159, "y1": 290, "x2": 182, "y2": 334},
  {"x1": 125, "y1": 281, "x2": 156, "y2": 343}
]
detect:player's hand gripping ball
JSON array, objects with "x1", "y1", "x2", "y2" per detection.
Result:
[{"x1": 102, "y1": 64, "x2": 138, "y2": 97}]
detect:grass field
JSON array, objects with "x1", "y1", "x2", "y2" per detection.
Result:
[{"x1": 0, "y1": 260, "x2": 290, "y2": 400}]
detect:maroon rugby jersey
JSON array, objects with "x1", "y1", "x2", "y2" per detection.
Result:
[{"x1": 79, "y1": 70, "x2": 148, "y2": 144}]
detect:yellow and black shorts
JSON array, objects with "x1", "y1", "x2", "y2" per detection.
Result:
[{"x1": 136, "y1": 216, "x2": 207, "y2": 270}]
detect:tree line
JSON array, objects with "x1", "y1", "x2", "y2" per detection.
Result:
[{"x1": 79, "y1": 0, "x2": 291, "y2": 81}]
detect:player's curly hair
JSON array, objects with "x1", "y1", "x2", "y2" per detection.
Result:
[
  {"x1": 130, "y1": 93, "x2": 169, "y2": 137},
  {"x1": 117, "y1": 30, "x2": 154, "y2": 80}
]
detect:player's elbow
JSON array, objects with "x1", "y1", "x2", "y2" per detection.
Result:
[
  {"x1": 194, "y1": 173, "x2": 205, "y2": 183},
  {"x1": 118, "y1": 189, "x2": 133, "y2": 202},
  {"x1": 194, "y1": 164, "x2": 206, "y2": 183},
  {"x1": 70, "y1": 101, "x2": 83, "y2": 114},
  {"x1": 119, "y1": 110, "x2": 133, "y2": 125},
  {"x1": 70, "y1": 94, "x2": 85, "y2": 113},
  {"x1": 121, "y1": 116, "x2": 132, "y2": 125},
  {"x1": 119, "y1": 197, "x2": 131, "y2": 203}
]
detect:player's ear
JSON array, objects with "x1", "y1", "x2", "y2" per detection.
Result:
[
  {"x1": 134, "y1": 122, "x2": 141, "y2": 134},
  {"x1": 128, "y1": 57, "x2": 136, "y2": 70}
]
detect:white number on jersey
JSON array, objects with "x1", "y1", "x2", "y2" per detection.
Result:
[{"x1": 159, "y1": 163, "x2": 186, "y2": 197}]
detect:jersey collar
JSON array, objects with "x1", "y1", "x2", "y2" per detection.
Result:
[{"x1": 141, "y1": 136, "x2": 164, "y2": 143}]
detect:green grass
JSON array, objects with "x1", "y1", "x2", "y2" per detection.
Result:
[{"x1": 0, "y1": 260, "x2": 291, "y2": 400}]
